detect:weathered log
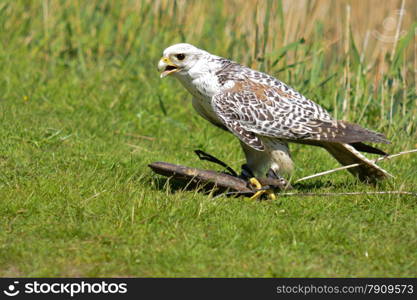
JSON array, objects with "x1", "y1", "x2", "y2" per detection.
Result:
[
  {"x1": 148, "y1": 161, "x2": 291, "y2": 197},
  {"x1": 148, "y1": 161, "x2": 252, "y2": 195}
]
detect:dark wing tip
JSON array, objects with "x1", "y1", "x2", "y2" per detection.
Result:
[
  {"x1": 350, "y1": 142, "x2": 388, "y2": 156},
  {"x1": 337, "y1": 121, "x2": 391, "y2": 145},
  {"x1": 306, "y1": 120, "x2": 391, "y2": 145}
]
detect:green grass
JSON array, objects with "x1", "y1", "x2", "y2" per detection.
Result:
[{"x1": 0, "y1": 0, "x2": 416, "y2": 277}]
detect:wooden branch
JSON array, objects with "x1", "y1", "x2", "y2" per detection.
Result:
[
  {"x1": 148, "y1": 161, "x2": 253, "y2": 195},
  {"x1": 148, "y1": 161, "x2": 290, "y2": 196}
]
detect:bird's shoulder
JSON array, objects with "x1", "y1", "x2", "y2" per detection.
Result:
[{"x1": 212, "y1": 61, "x2": 332, "y2": 122}]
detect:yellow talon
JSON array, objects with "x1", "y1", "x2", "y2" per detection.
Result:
[
  {"x1": 248, "y1": 177, "x2": 276, "y2": 200},
  {"x1": 267, "y1": 192, "x2": 276, "y2": 200},
  {"x1": 250, "y1": 190, "x2": 266, "y2": 200},
  {"x1": 249, "y1": 177, "x2": 262, "y2": 189}
]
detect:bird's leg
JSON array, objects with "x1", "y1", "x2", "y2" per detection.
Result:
[
  {"x1": 241, "y1": 164, "x2": 277, "y2": 200},
  {"x1": 248, "y1": 177, "x2": 276, "y2": 200},
  {"x1": 240, "y1": 164, "x2": 254, "y2": 180}
]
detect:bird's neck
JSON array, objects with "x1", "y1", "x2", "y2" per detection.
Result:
[{"x1": 175, "y1": 58, "x2": 225, "y2": 99}]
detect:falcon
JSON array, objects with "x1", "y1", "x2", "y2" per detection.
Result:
[{"x1": 157, "y1": 43, "x2": 392, "y2": 199}]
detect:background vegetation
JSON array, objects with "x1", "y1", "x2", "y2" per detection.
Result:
[{"x1": 0, "y1": 0, "x2": 416, "y2": 276}]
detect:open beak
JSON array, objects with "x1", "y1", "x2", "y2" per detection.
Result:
[{"x1": 158, "y1": 57, "x2": 180, "y2": 78}]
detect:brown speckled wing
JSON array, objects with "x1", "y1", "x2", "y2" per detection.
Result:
[{"x1": 212, "y1": 75, "x2": 389, "y2": 150}]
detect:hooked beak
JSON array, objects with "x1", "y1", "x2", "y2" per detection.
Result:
[{"x1": 158, "y1": 57, "x2": 180, "y2": 78}]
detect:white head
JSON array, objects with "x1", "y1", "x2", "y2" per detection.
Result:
[{"x1": 157, "y1": 43, "x2": 210, "y2": 78}]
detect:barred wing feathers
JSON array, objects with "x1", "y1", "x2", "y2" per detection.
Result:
[{"x1": 211, "y1": 78, "x2": 389, "y2": 149}]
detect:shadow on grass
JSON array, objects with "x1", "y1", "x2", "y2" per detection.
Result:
[
  {"x1": 148, "y1": 173, "x2": 364, "y2": 199},
  {"x1": 150, "y1": 176, "x2": 230, "y2": 197}
]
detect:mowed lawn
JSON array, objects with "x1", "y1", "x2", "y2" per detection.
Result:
[{"x1": 0, "y1": 1, "x2": 416, "y2": 277}]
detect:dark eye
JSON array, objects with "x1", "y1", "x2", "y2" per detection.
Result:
[{"x1": 176, "y1": 54, "x2": 185, "y2": 60}]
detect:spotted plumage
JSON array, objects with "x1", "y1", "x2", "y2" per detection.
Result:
[{"x1": 158, "y1": 43, "x2": 392, "y2": 182}]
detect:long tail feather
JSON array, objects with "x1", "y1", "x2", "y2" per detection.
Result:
[
  {"x1": 324, "y1": 143, "x2": 392, "y2": 183},
  {"x1": 349, "y1": 142, "x2": 388, "y2": 156},
  {"x1": 309, "y1": 120, "x2": 390, "y2": 145}
]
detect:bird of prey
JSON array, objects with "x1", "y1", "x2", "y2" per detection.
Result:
[{"x1": 158, "y1": 43, "x2": 391, "y2": 199}]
